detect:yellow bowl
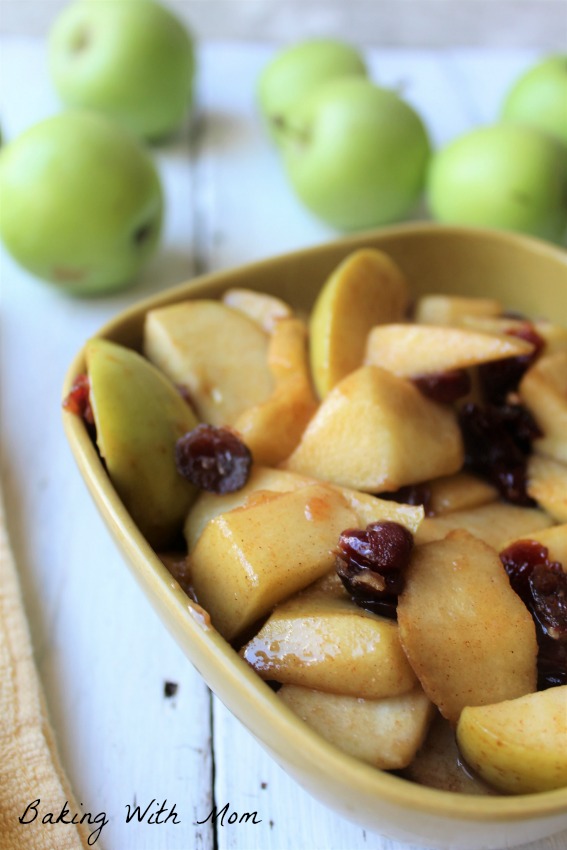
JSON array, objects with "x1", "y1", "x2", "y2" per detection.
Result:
[{"x1": 62, "y1": 223, "x2": 567, "y2": 849}]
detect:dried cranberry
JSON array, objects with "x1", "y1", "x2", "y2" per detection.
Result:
[
  {"x1": 412, "y1": 369, "x2": 471, "y2": 404},
  {"x1": 530, "y1": 563, "x2": 567, "y2": 641},
  {"x1": 500, "y1": 539, "x2": 549, "y2": 602},
  {"x1": 336, "y1": 521, "x2": 413, "y2": 619},
  {"x1": 537, "y1": 633, "x2": 567, "y2": 689},
  {"x1": 499, "y1": 540, "x2": 567, "y2": 689},
  {"x1": 458, "y1": 403, "x2": 534, "y2": 505},
  {"x1": 478, "y1": 324, "x2": 544, "y2": 405},
  {"x1": 380, "y1": 483, "x2": 434, "y2": 516},
  {"x1": 175, "y1": 424, "x2": 252, "y2": 493},
  {"x1": 62, "y1": 373, "x2": 95, "y2": 426},
  {"x1": 490, "y1": 402, "x2": 542, "y2": 454}
]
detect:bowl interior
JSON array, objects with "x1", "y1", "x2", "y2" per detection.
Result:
[{"x1": 62, "y1": 224, "x2": 567, "y2": 849}]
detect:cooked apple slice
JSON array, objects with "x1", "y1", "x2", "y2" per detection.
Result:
[
  {"x1": 520, "y1": 351, "x2": 567, "y2": 463},
  {"x1": 184, "y1": 465, "x2": 316, "y2": 551},
  {"x1": 414, "y1": 501, "x2": 553, "y2": 548},
  {"x1": 234, "y1": 318, "x2": 318, "y2": 465},
  {"x1": 85, "y1": 339, "x2": 199, "y2": 549},
  {"x1": 460, "y1": 315, "x2": 567, "y2": 355},
  {"x1": 401, "y1": 711, "x2": 495, "y2": 794},
  {"x1": 427, "y1": 472, "x2": 498, "y2": 515},
  {"x1": 338, "y1": 488, "x2": 424, "y2": 533},
  {"x1": 285, "y1": 366, "x2": 463, "y2": 492},
  {"x1": 500, "y1": 524, "x2": 567, "y2": 568},
  {"x1": 397, "y1": 530, "x2": 537, "y2": 724},
  {"x1": 279, "y1": 685, "x2": 434, "y2": 770},
  {"x1": 364, "y1": 324, "x2": 533, "y2": 377},
  {"x1": 527, "y1": 454, "x2": 567, "y2": 522},
  {"x1": 222, "y1": 287, "x2": 293, "y2": 332},
  {"x1": 143, "y1": 300, "x2": 273, "y2": 425},
  {"x1": 415, "y1": 295, "x2": 501, "y2": 325},
  {"x1": 189, "y1": 482, "x2": 357, "y2": 641},
  {"x1": 241, "y1": 587, "x2": 418, "y2": 698},
  {"x1": 309, "y1": 248, "x2": 409, "y2": 398},
  {"x1": 456, "y1": 687, "x2": 567, "y2": 794}
]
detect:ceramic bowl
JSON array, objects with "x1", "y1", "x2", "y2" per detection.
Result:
[{"x1": 63, "y1": 223, "x2": 567, "y2": 849}]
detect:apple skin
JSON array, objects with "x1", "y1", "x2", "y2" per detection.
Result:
[
  {"x1": 258, "y1": 38, "x2": 367, "y2": 144},
  {"x1": 427, "y1": 124, "x2": 567, "y2": 243},
  {"x1": 49, "y1": 0, "x2": 195, "y2": 141},
  {"x1": 281, "y1": 76, "x2": 431, "y2": 231},
  {"x1": 0, "y1": 111, "x2": 163, "y2": 295},
  {"x1": 502, "y1": 54, "x2": 567, "y2": 146}
]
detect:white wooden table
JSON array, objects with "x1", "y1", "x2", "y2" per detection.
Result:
[{"x1": 1, "y1": 37, "x2": 566, "y2": 850}]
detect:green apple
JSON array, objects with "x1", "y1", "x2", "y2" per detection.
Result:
[
  {"x1": 258, "y1": 38, "x2": 367, "y2": 143},
  {"x1": 427, "y1": 124, "x2": 567, "y2": 243},
  {"x1": 0, "y1": 111, "x2": 163, "y2": 295},
  {"x1": 49, "y1": 0, "x2": 195, "y2": 141},
  {"x1": 280, "y1": 76, "x2": 431, "y2": 231},
  {"x1": 502, "y1": 54, "x2": 567, "y2": 146}
]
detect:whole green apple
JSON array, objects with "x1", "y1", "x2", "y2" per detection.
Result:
[
  {"x1": 0, "y1": 111, "x2": 164, "y2": 295},
  {"x1": 502, "y1": 55, "x2": 567, "y2": 146},
  {"x1": 49, "y1": 0, "x2": 195, "y2": 141},
  {"x1": 427, "y1": 124, "x2": 567, "y2": 243},
  {"x1": 280, "y1": 76, "x2": 431, "y2": 230},
  {"x1": 258, "y1": 38, "x2": 367, "y2": 144}
]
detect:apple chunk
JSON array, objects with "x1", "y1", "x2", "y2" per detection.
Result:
[
  {"x1": 414, "y1": 295, "x2": 501, "y2": 326},
  {"x1": 234, "y1": 317, "x2": 318, "y2": 465},
  {"x1": 189, "y1": 483, "x2": 357, "y2": 641},
  {"x1": 143, "y1": 300, "x2": 273, "y2": 425},
  {"x1": 397, "y1": 530, "x2": 537, "y2": 724},
  {"x1": 278, "y1": 685, "x2": 434, "y2": 770},
  {"x1": 364, "y1": 324, "x2": 533, "y2": 377},
  {"x1": 527, "y1": 453, "x2": 567, "y2": 523},
  {"x1": 520, "y1": 350, "x2": 567, "y2": 463},
  {"x1": 241, "y1": 587, "x2": 418, "y2": 699},
  {"x1": 309, "y1": 248, "x2": 409, "y2": 398},
  {"x1": 456, "y1": 687, "x2": 567, "y2": 794},
  {"x1": 414, "y1": 501, "x2": 553, "y2": 548},
  {"x1": 222, "y1": 287, "x2": 293, "y2": 333},
  {"x1": 427, "y1": 472, "x2": 498, "y2": 515},
  {"x1": 285, "y1": 365, "x2": 463, "y2": 492},
  {"x1": 184, "y1": 465, "x2": 316, "y2": 552}
]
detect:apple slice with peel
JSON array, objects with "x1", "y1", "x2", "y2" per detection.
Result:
[
  {"x1": 234, "y1": 318, "x2": 318, "y2": 465},
  {"x1": 309, "y1": 248, "x2": 409, "y2": 398},
  {"x1": 222, "y1": 287, "x2": 293, "y2": 333},
  {"x1": 414, "y1": 294, "x2": 501, "y2": 325},
  {"x1": 527, "y1": 453, "x2": 567, "y2": 522},
  {"x1": 278, "y1": 684, "x2": 434, "y2": 770},
  {"x1": 397, "y1": 530, "x2": 537, "y2": 724},
  {"x1": 456, "y1": 686, "x2": 567, "y2": 794},
  {"x1": 364, "y1": 324, "x2": 533, "y2": 377},
  {"x1": 520, "y1": 350, "x2": 567, "y2": 464},
  {"x1": 189, "y1": 482, "x2": 357, "y2": 641},
  {"x1": 85, "y1": 338, "x2": 198, "y2": 549},
  {"x1": 414, "y1": 501, "x2": 553, "y2": 548},
  {"x1": 241, "y1": 585, "x2": 418, "y2": 699},
  {"x1": 143, "y1": 300, "x2": 273, "y2": 426},
  {"x1": 285, "y1": 365, "x2": 463, "y2": 492}
]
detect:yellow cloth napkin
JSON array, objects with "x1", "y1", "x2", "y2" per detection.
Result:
[{"x1": 0, "y1": 490, "x2": 90, "y2": 850}]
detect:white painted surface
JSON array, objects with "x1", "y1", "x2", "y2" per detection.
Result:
[{"x1": 1, "y1": 37, "x2": 566, "y2": 850}]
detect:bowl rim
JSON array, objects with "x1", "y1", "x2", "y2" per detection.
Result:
[{"x1": 62, "y1": 223, "x2": 567, "y2": 826}]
